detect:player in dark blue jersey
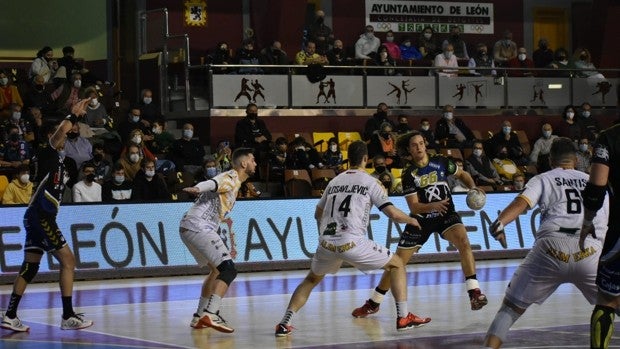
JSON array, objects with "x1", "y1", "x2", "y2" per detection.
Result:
[
  {"x1": 352, "y1": 131, "x2": 488, "y2": 318},
  {"x1": 580, "y1": 123, "x2": 620, "y2": 349},
  {"x1": 1, "y1": 99, "x2": 94, "y2": 333}
]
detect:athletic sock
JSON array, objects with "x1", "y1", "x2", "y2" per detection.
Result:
[
  {"x1": 61, "y1": 296, "x2": 74, "y2": 319},
  {"x1": 465, "y1": 275, "x2": 480, "y2": 292},
  {"x1": 370, "y1": 287, "x2": 388, "y2": 304},
  {"x1": 205, "y1": 294, "x2": 222, "y2": 314},
  {"x1": 280, "y1": 309, "x2": 295, "y2": 326},
  {"x1": 196, "y1": 296, "x2": 208, "y2": 314},
  {"x1": 395, "y1": 301, "x2": 408, "y2": 318},
  {"x1": 5, "y1": 293, "x2": 22, "y2": 318}
]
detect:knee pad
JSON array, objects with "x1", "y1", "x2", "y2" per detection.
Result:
[
  {"x1": 486, "y1": 303, "x2": 521, "y2": 343},
  {"x1": 216, "y1": 260, "x2": 237, "y2": 286},
  {"x1": 19, "y1": 261, "x2": 40, "y2": 283}
]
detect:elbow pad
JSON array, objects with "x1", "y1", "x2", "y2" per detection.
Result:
[{"x1": 582, "y1": 183, "x2": 607, "y2": 212}]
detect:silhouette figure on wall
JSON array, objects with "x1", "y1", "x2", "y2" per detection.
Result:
[
  {"x1": 251, "y1": 79, "x2": 265, "y2": 102},
  {"x1": 592, "y1": 80, "x2": 612, "y2": 103},
  {"x1": 401, "y1": 80, "x2": 415, "y2": 104},
  {"x1": 473, "y1": 83, "x2": 484, "y2": 103},
  {"x1": 453, "y1": 83, "x2": 466, "y2": 100},
  {"x1": 234, "y1": 78, "x2": 253, "y2": 102},
  {"x1": 326, "y1": 78, "x2": 336, "y2": 103},
  {"x1": 316, "y1": 81, "x2": 329, "y2": 103},
  {"x1": 387, "y1": 82, "x2": 402, "y2": 104},
  {"x1": 530, "y1": 85, "x2": 545, "y2": 104}
]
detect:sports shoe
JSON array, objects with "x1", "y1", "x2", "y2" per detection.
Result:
[
  {"x1": 396, "y1": 312, "x2": 431, "y2": 331},
  {"x1": 274, "y1": 323, "x2": 293, "y2": 337},
  {"x1": 198, "y1": 311, "x2": 234, "y2": 333},
  {"x1": 351, "y1": 299, "x2": 380, "y2": 318},
  {"x1": 60, "y1": 313, "x2": 93, "y2": 330},
  {"x1": 1, "y1": 313, "x2": 29, "y2": 332},
  {"x1": 469, "y1": 288, "x2": 488, "y2": 310},
  {"x1": 190, "y1": 313, "x2": 207, "y2": 329}
]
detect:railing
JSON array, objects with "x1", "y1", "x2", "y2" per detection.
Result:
[{"x1": 182, "y1": 64, "x2": 618, "y2": 112}]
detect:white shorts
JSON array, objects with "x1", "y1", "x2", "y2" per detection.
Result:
[
  {"x1": 505, "y1": 234, "x2": 602, "y2": 309},
  {"x1": 179, "y1": 227, "x2": 231, "y2": 268},
  {"x1": 311, "y1": 237, "x2": 393, "y2": 275}
]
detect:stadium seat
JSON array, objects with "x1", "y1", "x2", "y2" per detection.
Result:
[
  {"x1": 310, "y1": 168, "x2": 337, "y2": 195},
  {"x1": 284, "y1": 169, "x2": 313, "y2": 198},
  {"x1": 440, "y1": 148, "x2": 463, "y2": 161},
  {"x1": 515, "y1": 130, "x2": 531, "y2": 155},
  {"x1": 0, "y1": 175, "x2": 8, "y2": 199},
  {"x1": 337, "y1": 131, "x2": 362, "y2": 151},
  {"x1": 312, "y1": 132, "x2": 336, "y2": 153},
  {"x1": 390, "y1": 167, "x2": 403, "y2": 179}
]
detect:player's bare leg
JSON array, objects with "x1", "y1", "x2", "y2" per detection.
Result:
[{"x1": 484, "y1": 300, "x2": 525, "y2": 348}]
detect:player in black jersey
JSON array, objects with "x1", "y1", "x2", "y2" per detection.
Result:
[{"x1": 1, "y1": 99, "x2": 94, "y2": 333}]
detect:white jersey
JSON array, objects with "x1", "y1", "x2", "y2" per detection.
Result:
[
  {"x1": 180, "y1": 170, "x2": 242, "y2": 233},
  {"x1": 518, "y1": 167, "x2": 609, "y2": 241},
  {"x1": 316, "y1": 169, "x2": 391, "y2": 241}
]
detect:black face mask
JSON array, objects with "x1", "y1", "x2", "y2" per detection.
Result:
[
  {"x1": 85, "y1": 173, "x2": 96, "y2": 182},
  {"x1": 381, "y1": 132, "x2": 390, "y2": 139},
  {"x1": 376, "y1": 111, "x2": 387, "y2": 118},
  {"x1": 67, "y1": 132, "x2": 79, "y2": 139},
  {"x1": 35, "y1": 84, "x2": 45, "y2": 91},
  {"x1": 316, "y1": 17, "x2": 324, "y2": 25},
  {"x1": 93, "y1": 153, "x2": 103, "y2": 162},
  {"x1": 375, "y1": 165, "x2": 386, "y2": 174},
  {"x1": 247, "y1": 112, "x2": 258, "y2": 120},
  {"x1": 332, "y1": 48, "x2": 342, "y2": 54},
  {"x1": 9, "y1": 133, "x2": 19, "y2": 142}
]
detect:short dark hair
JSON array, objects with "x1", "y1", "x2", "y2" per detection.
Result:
[
  {"x1": 17, "y1": 164, "x2": 30, "y2": 174},
  {"x1": 232, "y1": 147, "x2": 254, "y2": 166},
  {"x1": 81, "y1": 162, "x2": 95, "y2": 171},
  {"x1": 347, "y1": 140, "x2": 368, "y2": 167},
  {"x1": 550, "y1": 137, "x2": 577, "y2": 166},
  {"x1": 62, "y1": 46, "x2": 75, "y2": 55}
]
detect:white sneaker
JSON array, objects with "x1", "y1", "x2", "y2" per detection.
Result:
[
  {"x1": 60, "y1": 313, "x2": 93, "y2": 330},
  {"x1": 190, "y1": 313, "x2": 206, "y2": 329},
  {"x1": 1, "y1": 313, "x2": 29, "y2": 332},
  {"x1": 199, "y1": 311, "x2": 234, "y2": 333}
]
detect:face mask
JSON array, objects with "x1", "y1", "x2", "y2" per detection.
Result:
[
  {"x1": 381, "y1": 132, "x2": 390, "y2": 139},
  {"x1": 365, "y1": 32, "x2": 375, "y2": 39},
  {"x1": 206, "y1": 167, "x2": 218, "y2": 178},
  {"x1": 19, "y1": 174, "x2": 30, "y2": 184},
  {"x1": 473, "y1": 149, "x2": 483, "y2": 157},
  {"x1": 503, "y1": 126, "x2": 512, "y2": 134},
  {"x1": 579, "y1": 144, "x2": 589, "y2": 152},
  {"x1": 330, "y1": 144, "x2": 338, "y2": 152},
  {"x1": 382, "y1": 181, "x2": 392, "y2": 189},
  {"x1": 85, "y1": 173, "x2": 96, "y2": 182},
  {"x1": 421, "y1": 125, "x2": 430, "y2": 131},
  {"x1": 90, "y1": 98, "x2": 99, "y2": 107},
  {"x1": 11, "y1": 112, "x2": 21, "y2": 121},
  {"x1": 543, "y1": 130, "x2": 552, "y2": 138},
  {"x1": 375, "y1": 165, "x2": 386, "y2": 173},
  {"x1": 514, "y1": 181, "x2": 524, "y2": 190},
  {"x1": 478, "y1": 50, "x2": 487, "y2": 56},
  {"x1": 566, "y1": 111, "x2": 574, "y2": 119},
  {"x1": 152, "y1": 127, "x2": 162, "y2": 135},
  {"x1": 332, "y1": 48, "x2": 342, "y2": 54},
  {"x1": 580, "y1": 54, "x2": 587, "y2": 61},
  {"x1": 0, "y1": 77, "x2": 8, "y2": 86},
  {"x1": 247, "y1": 112, "x2": 258, "y2": 120},
  {"x1": 582, "y1": 111, "x2": 591, "y2": 118},
  {"x1": 58, "y1": 150, "x2": 66, "y2": 159},
  {"x1": 376, "y1": 111, "x2": 387, "y2": 118},
  {"x1": 386, "y1": 36, "x2": 394, "y2": 43},
  {"x1": 444, "y1": 112, "x2": 453, "y2": 120},
  {"x1": 63, "y1": 173, "x2": 70, "y2": 184},
  {"x1": 93, "y1": 153, "x2": 103, "y2": 162},
  {"x1": 73, "y1": 80, "x2": 82, "y2": 88},
  {"x1": 67, "y1": 132, "x2": 79, "y2": 139},
  {"x1": 35, "y1": 84, "x2": 44, "y2": 91},
  {"x1": 129, "y1": 153, "x2": 140, "y2": 163},
  {"x1": 114, "y1": 175, "x2": 125, "y2": 183},
  {"x1": 444, "y1": 51, "x2": 453, "y2": 59},
  {"x1": 131, "y1": 136, "x2": 142, "y2": 144},
  {"x1": 130, "y1": 115, "x2": 140, "y2": 123},
  {"x1": 143, "y1": 97, "x2": 152, "y2": 105},
  {"x1": 316, "y1": 17, "x2": 324, "y2": 24},
  {"x1": 183, "y1": 130, "x2": 194, "y2": 139},
  {"x1": 518, "y1": 53, "x2": 526, "y2": 61},
  {"x1": 9, "y1": 133, "x2": 19, "y2": 142},
  {"x1": 145, "y1": 170, "x2": 156, "y2": 177},
  {"x1": 423, "y1": 33, "x2": 432, "y2": 39}
]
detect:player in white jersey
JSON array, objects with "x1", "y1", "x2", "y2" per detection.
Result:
[
  {"x1": 274, "y1": 141, "x2": 431, "y2": 337},
  {"x1": 179, "y1": 147, "x2": 256, "y2": 334},
  {"x1": 483, "y1": 137, "x2": 610, "y2": 349}
]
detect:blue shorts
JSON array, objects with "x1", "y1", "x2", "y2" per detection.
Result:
[
  {"x1": 23, "y1": 208, "x2": 67, "y2": 253},
  {"x1": 399, "y1": 212, "x2": 463, "y2": 249}
]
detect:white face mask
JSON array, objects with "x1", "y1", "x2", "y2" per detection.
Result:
[
  {"x1": 129, "y1": 153, "x2": 140, "y2": 163},
  {"x1": 423, "y1": 33, "x2": 432, "y2": 39},
  {"x1": 543, "y1": 130, "x2": 552, "y2": 138},
  {"x1": 386, "y1": 36, "x2": 394, "y2": 43},
  {"x1": 183, "y1": 130, "x2": 194, "y2": 139},
  {"x1": 152, "y1": 127, "x2": 162, "y2": 135},
  {"x1": 421, "y1": 125, "x2": 430, "y2": 131},
  {"x1": 444, "y1": 51, "x2": 453, "y2": 59},
  {"x1": 143, "y1": 97, "x2": 152, "y2": 105},
  {"x1": 444, "y1": 112, "x2": 453, "y2": 120},
  {"x1": 145, "y1": 169, "x2": 155, "y2": 177},
  {"x1": 90, "y1": 98, "x2": 99, "y2": 107},
  {"x1": 114, "y1": 175, "x2": 124, "y2": 183},
  {"x1": 582, "y1": 111, "x2": 591, "y2": 118},
  {"x1": 131, "y1": 136, "x2": 142, "y2": 144},
  {"x1": 330, "y1": 144, "x2": 338, "y2": 152},
  {"x1": 566, "y1": 111, "x2": 575, "y2": 119},
  {"x1": 514, "y1": 181, "x2": 524, "y2": 190},
  {"x1": 73, "y1": 80, "x2": 82, "y2": 88},
  {"x1": 12, "y1": 112, "x2": 21, "y2": 121},
  {"x1": 503, "y1": 126, "x2": 512, "y2": 134},
  {"x1": 579, "y1": 144, "x2": 589, "y2": 152},
  {"x1": 0, "y1": 77, "x2": 8, "y2": 86},
  {"x1": 518, "y1": 53, "x2": 526, "y2": 61},
  {"x1": 473, "y1": 149, "x2": 483, "y2": 157},
  {"x1": 19, "y1": 174, "x2": 30, "y2": 184}
]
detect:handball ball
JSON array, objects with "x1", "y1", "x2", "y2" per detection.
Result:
[{"x1": 466, "y1": 189, "x2": 486, "y2": 210}]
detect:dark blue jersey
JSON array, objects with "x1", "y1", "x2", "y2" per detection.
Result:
[
  {"x1": 402, "y1": 153, "x2": 457, "y2": 218},
  {"x1": 592, "y1": 124, "x2": 619, "y2": 228},
  {"x1": 28, "y1": 144, "x2": 66, "y2": 216}
]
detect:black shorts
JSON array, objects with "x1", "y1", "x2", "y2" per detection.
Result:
[
  {"x1": 597, "y1": 229, "x2": 620, "y2": 296},
  {"x1": 398, "y1": 211, "x2": 463, "y2": 249},
  {"x1": 23, "y1": 208, "x2": 67, "y2": 253}
]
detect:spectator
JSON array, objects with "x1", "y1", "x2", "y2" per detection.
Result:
[
  {"x1": 28, "y1": 46, "x2": 61, "y2": 83},
  {"x1": 533, "y1": 38, "x2": 554, "y2": 69},
  {"x1": 418, "y1": 118, "x2": 439, "y2": 151},
  {"x1": 373, "y1": 45, "x2": 397, "y2": 76},
  {"x1": 443, "y1": 25, "x2": 469, "y2": 60},
  {"x1": 579, "y1": 102, "x2": 599, "y2": 141},
  {"x1": 63, "y1": 122, "x2": 92, "y2": 169},
  {"x1": 121, "y1": 129, "x2": 156, "y2": 162},
  {"x1": 507, "y1": 47, "x2": 535, "y2": 77},
  {"x1": 432, "y1": 43, "x2": 459, "y2": 77},
  {"x1": 268, "y1": 137, "x2": 287, "y2": 182},
  {"x1": 210, "y1": 41, "x2": 233, "y2": 74},
  {"x1": 485, "y1": 120, "x2": 529, "y2": 166},
  {"x1": 382, "y1": 30, "x2": 401, "y2": 60},
  {"x1": 354, "y1": 25, "x2": 380, "y2": 60},
  {"x1": 213, "y1": 140, "x2": 232, "y2": 172},
  {"x1": 171, "y1": 123, "x2": 205, "y2": 175},
  {"x1": 259, "y1": 40, "x2": 289, "y2": 73},
  {"x1": 57, "y1": 46, "x2": 107, "y2": 86},
  {"x1": 573, "y1": 48, "x2": 604, "y2": 79},
  {"x1": 363, "y1": 102, "x2": 394, "y2": 141},
  {"x1": 3, "y1": 104, "x2": 34, "y2": 141},
  {"x1": 234, "y1": 103, "x2": 272, "y2": 158},
  {"x1": 0, "y1": 70, "x2": 23, "y2": 111},
  {"x1": 23, "y1": 74, "x2": 53, "y2": 113},
  {"x1": 378, "y1": 171, "x2": 400, "y2": 195},
  {"x1": 368, "y1": 121, "x2": 399, "y2": 168},
  {"x1": 149, "y1": 119, "x2": 175, "y2": 156},
  {"x1": 370, "y1": 154, "x2": 393, "y2": 182},
  {"x1": 195, "y1": 155, "x2": 221, "y2": 183},
  {"x1": 133, "y1": 158, "x2": 170, "y2": 201},
  {"x1": 511, "y1": 172, "x2": 526, "y2": 191},
  {"x1": 468, "y1": 43, "x2": 496, "y2": 76},
  {"x1": 434, "y1": 104, "x2": 475, "y2": 149},
  {"x1": 321, "y1": 137, "x2": 344, "y2": 172},
  {"x1": 556, "y1": 105, "x2": 584, "y2": 141},
  {"x1": 493, "y1": 29, "x2": 517, "y2": 67},
  {"x1": 1, "y1": 164, "x2": 32, "y2": 205},
  {"x1": 82, "y1": 87, "x2": 108, "y2": 130},
  {"x1": 546, "y1": 48, "x2": 575, "y2": 77},
  {"x1": 492, "y1": 145, "x2": 519, "y2": 182},
  {"x1": 576, "y1": 137, "x2": 591, "y2": 173},
  {"x1": 466, "y1": 141, "x2": 503, "y2": 188},
  {"x1": 395, "y1": 115, "x2": 412, "y2": 135},
  {"x1": 139, "y1": 88, "x2": 161, "y2": 125},
  {"x1": 72, "y1": 162, "x2": 102, "y2": 203},
  {"x1": 51, "y1": 72, "x2": 83, "y2": 114},
  {"x1": 91, "y1": 143, "x2": 111, "y2": 184},
  {"x1": 1, "y1": 125, "x2": 33, "y2": 175},
  {"x1": 529, "y1": 123, "x2": 557, "y2": 173},
  {"x1": 117, "y1": 106, "x2": 151, "y2": 144},
  {"x1": 399, "y1": 37, "x2": 422, "y2": 61},
  {"x1": 235, "y1": 39, "x2": 262, "y2": 74},
  {"x1": 326, "y1": 39, "x2": 353, "y2": 69},
  {"x1": 287, "y1": 136, "x2": 323, "y2": 171},
  {"x1": 294, "y1": 41, "x2": 328, "y2": 65},
  {"x1": 118, "y1": 143, "x2": 143, "y2": 181},
  {"x1": 417, "y1": 26, "x2": 440, "y2": 60},
  {"x1": 102, "y1": 164, "x2": 133, "y2": 202},
  {"x1": 305, "y1": 10, "x2": 333, "y2": 55}
]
